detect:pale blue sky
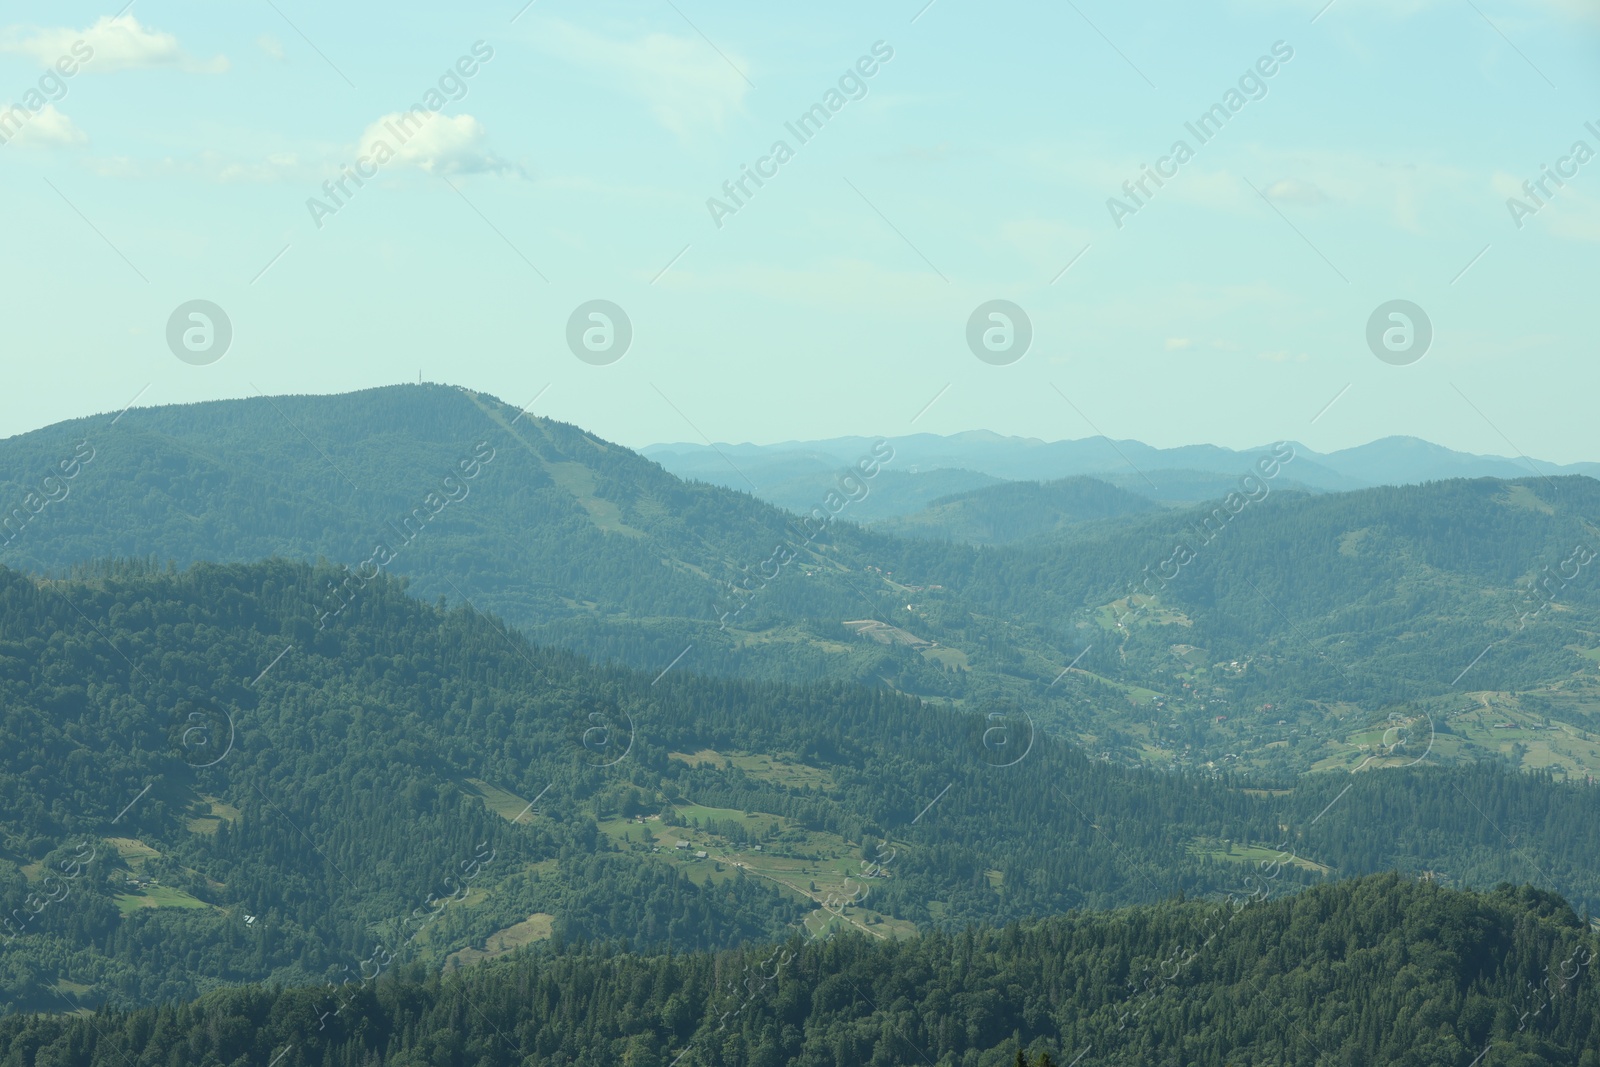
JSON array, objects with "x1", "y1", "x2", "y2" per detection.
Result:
[{"x1": 2, "y1": 0, "x2": 1597, "y2": 461}]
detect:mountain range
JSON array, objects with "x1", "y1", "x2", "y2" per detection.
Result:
[
  {"x1": 3, "y1": 385, "x2": 1598, "y2": 783},
  {"x1": 3, "y1": 383, "x2": 1600, "y2": 1030},
  {"x1": 644, "y1": 431, "x2": 1600, "y2": 513}
]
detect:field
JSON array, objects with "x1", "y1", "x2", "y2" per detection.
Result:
[
  {"x1": 445, "y1": 913, "x2": 555, "y2": 969},
  {"x1": 461, "y1": 778, "x2": 540, "y2": 822},
  {"x1": 1188, "y1": 838, "x2": 1333, "y2": 875},
  {"x1": 186, "y1": 795, "x2": 242, "y2": 835},
  {"x1": 670, "y1": 749, "x2": 836, "y2": 791},
  {"x1": 103, "y1": 836, "x2": 221, "y2": 912},
  {"x1": 456, "y1": 761, "x2": 925, "y2": 949},
  {"x1": 594, "y1": 794, "x2": 918, "y2": 940},
  {"x1": 114, "y1": 885, "x2": 212, "y2": 914}
]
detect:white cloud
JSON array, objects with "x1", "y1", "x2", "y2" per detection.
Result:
[
  {"x1": 3, "y1": 103, "x2": 86, "y2": 146},
  {"x1": 0, "y1": 15, "x2": 227, "y2": 74},
  {"x1": 84, "y1": 151, "x2": 312, "y2": 182},
  {"x1": 1165, "y1": 338, "x2": 1192, "y2": 351},
  {"x1": 358, "y1": 112, "x2": 513, "y2": 175},
  {"x1": 258, "y1": 34, "x2": 286, "y2": 62},
  {"x1": 997, "y1": 217, "x2": 1094, "y2": 275},
  {"x1": 1541, "y1": 0, "x2": 1600, "y2": 22},
  {"x1": 1031, "y1": 141, "x2": 1478, "y2": 234},
  {"x1": 531, "y1": 18, "x2": 749, "y2": 137},
  {"x1": 1491, "y1": 170, "x2": 1600, "y2": 242},
  {"x1": 77, "y1": 112, "x2": 516, "y2": 184},
  {"x1": 218, "y1": 152, "x2": 307, "y2": 183},
  {"x1": 1264, "y1": 178, "x2": 1328, "y2": 206}
]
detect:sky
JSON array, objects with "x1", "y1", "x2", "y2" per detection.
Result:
[{"x1": 1, "y1": 0, "x2": 1597, "y2": 462}]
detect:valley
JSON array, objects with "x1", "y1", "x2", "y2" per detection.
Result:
[
  {"x1": 1, "y1": 386, "x2": 1598, "y2": 1065},
  {"x1": 4, "y1": 385, "x2": 1598, "y2": 790}
]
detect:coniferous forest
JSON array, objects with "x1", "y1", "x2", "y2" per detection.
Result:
[
  {"x1": 0, "y1": 388, "x2": 1598, "y2": 1064},
  {"x1": 3, "y1": 1, "x2": 1596, "y2": 1056},
  {"x1": 4, "y1": 876, "x2": 1597, "y2": 1067}
]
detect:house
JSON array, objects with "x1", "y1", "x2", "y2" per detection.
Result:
[
  {"x1": 674, "y1": 841, "x2": 690, "y2": 849},
  {"x1": 694, "y1": 850, "x2": 708, "y2": 859}
]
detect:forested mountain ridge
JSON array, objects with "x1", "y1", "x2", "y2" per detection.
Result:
[
  {"x1": 3, "y1": 559, "x2": 1600, "y2": 1014},
  {"x1": 645, "y1": 430, "x2": 1600, "y2": 508},
  {"x1": 5, "y1": 875, "x2": 1596, "y2": 1066},
  {"x1": 930, "y1": 473, "x2": 1600, "y2": 777},
  {"x1": 0, "y1": 383, "x2": 926, "y2": 689},
  {"x1": 3, "y1": 384, "x2": 1599, "y2": 783},
  {"x1": 870, "y1": 476, "x2": 1158, "y2": 544}
]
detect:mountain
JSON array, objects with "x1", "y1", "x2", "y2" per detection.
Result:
[
  {"x1": 8, "y1": 875, "x2": 1598, "y2": 1066},
  {"x1": 4, "y1": 385, "x2": 1600, "y2": 786},
  {"x1": 644, "y1": 432, "x2": 1600, "y2": 513},
  {"x1": 1089, "y1": 466, "x2": 1331, "y2": 503},
  {"x1": 1318, "y1": 435, "x2": 1600, "y2": 486},
  {"x1": 0, "y1": 383, "x2": 879, "y2": 685},
  {"x1": 872, "y1": 476, "x2": 1159, "y2": 544},
  {"x1": 767, "y1": 468, "x2": 1008, "y2": 523},
  {"x1": 3, "y1": 558, "x2": 1600, "y2": 1014},
  {"x1": 644, "y1": 431, "x2": 1360, "y2": 510}
]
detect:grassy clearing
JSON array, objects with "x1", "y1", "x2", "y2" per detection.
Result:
[
  {"x1": 445, "y1": 913, "x2": 555, "y2": 969},
  {"x1": 672, "y1": 749, "x2": 838, "y2": 792},
  {"x1": 461, "y1": 778, "x2": 538, "y2": 823},
  {"x1": 1094, "y1": 596, "x2": 1192, "y2": 631},
  {"x1": 106, "y1": 838, "x2": 161, "y2": 864},
  {"x1": 726, "y1": 753, "x2": 835, "y2": 791},
  {"x1": 1188, "y1": 839, "x2": 1332, "y2": 875},
  {"x1": 669, "y1": 749, "x2": 725, "y2": 769},
  {"x1": 114, "y1": 885, "x2": 212, "y2": 914},
  {"x1": 596, "y1": 793, "x2": 913, "y2": 936},
  {"x1": 542, "y1": 460, "x2": 646, "y2": 538},
  {"x1": 729, "y1": 626, "x2": 860, "y2": 656},
  {"x1": 188, "y1": 795, "x2": 243, "y2": 834},
  {"x1": 1073, "y1": 669, "x2": 1164, "y2": 705},
  {"x1": 1444, "y1": 709, "x2": 1600, "y2": 779},
  {"x1": 921, "y1": 645, "x2": 970, "y2": 670}
]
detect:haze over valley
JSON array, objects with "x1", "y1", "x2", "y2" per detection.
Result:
[{"x1": 3, "y1": 1, "x2": 1598, "y2": 1062}]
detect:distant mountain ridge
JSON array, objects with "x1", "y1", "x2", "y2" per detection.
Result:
[
  {"x1": 873, "y1": 475, "x2": 1158, "y2": 545},
  {"x1": 5, "y1": 383, "x2": 1600, "y2": 787},
  {"x1": 644, "y1": 433, "x2": 1599, "y2": 515}
]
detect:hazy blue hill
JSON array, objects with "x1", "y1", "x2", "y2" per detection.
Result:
[
  {"x1": 921, "y1": 475, "x2": 1600, "y2": 706},
  {"x1": 5, "y1": 384, "x2": 1600, "y2": 782},
  {"x1": 1091, "y1": 466, "x2": 1329, "y2": 503},
  {"x1": 647, "y1": 451, "x2": 1005, "y2": 522},
  {"x1": 1319, "y1": 434, "x2": 1600, "y2": 485},
  {"x1": 872, "y1": 475, "x2": 1159, "y2": 544},
  {"x1": 646, "y1": 431, "x2": 1600, "y2": 510},
  {"x1": 767, "y1": 467, "x2": 1006, "y2": 521},
  {"x1": 644, "y1": 431, "x2": 1363, "y2": 499}
]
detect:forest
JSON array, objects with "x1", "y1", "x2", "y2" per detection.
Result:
[
  {"x1": 0, "y1": 384, "x2": 1596, "y2": 753},
  {"x1": 2, "y1": 875, "x2": 1596, "y2": 1066},
  {"x1": 0, "y1": 558, "x2": 1598, "y2": 1014}
]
